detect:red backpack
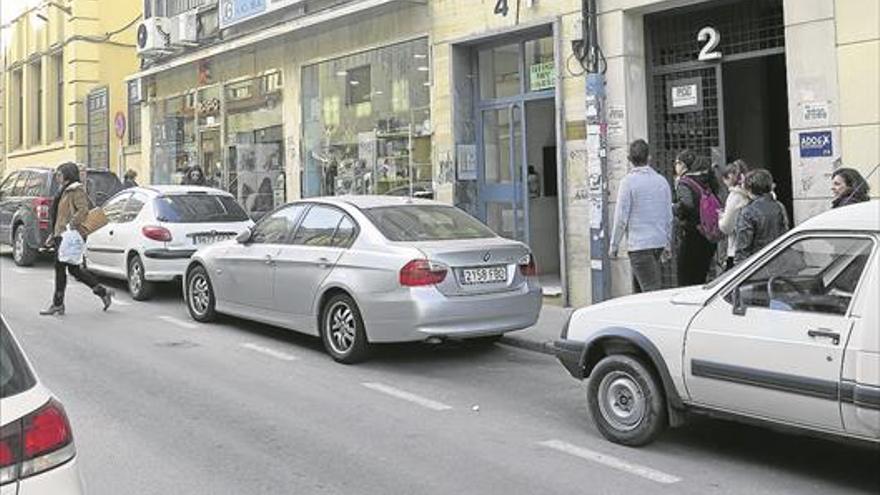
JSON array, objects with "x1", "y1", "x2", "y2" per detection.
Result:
[{"x1": 680, "y1": 176, "x2": 723, "y2": 242}]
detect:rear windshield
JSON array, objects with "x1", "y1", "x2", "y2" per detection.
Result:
[
  {"x1": 0, "y1": 321, "x2": 37, "y2": 399},
  {"x1": 155, "y1": 194, "x2": 250, "y2": 223},
  {"x1": 364, "y1": 205, "x2": 496, "y2": 242},
  {"x1": 86, "y1": 173, "x2": 122, "y2": 206}
]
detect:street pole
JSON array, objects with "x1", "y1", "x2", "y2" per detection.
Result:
[{"x1": 579, "y1": 0, "x2": 610, "y2": 303}]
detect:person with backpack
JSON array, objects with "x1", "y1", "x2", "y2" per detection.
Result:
[
  {"x1": 673, "y1": 150, "x2": 722, "y2": 286},
  {"x1": 609, "y1": 139, "x2": 673, "y2": 293},
  {"x1": 734, "y1": 169, "x2": 790, "y2": 265}
]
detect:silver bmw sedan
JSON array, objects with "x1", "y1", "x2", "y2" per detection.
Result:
[{"x1": 183, "y1": 196, "x2": 543, "y2": 363}]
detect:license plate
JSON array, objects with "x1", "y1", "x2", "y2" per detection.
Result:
[
  {"x1": 461, "y1": 266, "x2": 507, "y2": 285},
  {"x1": 192, "y1": 234, "x2": 232, "y2": 245}
]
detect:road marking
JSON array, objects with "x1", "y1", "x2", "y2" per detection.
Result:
[
  {"x1": 8, "y1": 268, "x2": 30, "y2": 275},
  {"x1": 538, "y1": 440, "x2": 681, "y2": 485},
  {"x1": 158, "y1": 315, "x2": 199, "y2": 330},
  {"x1": 362, "y1": 382, "x2": 453, "y2": 411},
  {"x1": 240, "y1": 343, "x2": 298, "y2": 362},
  {"x1": 111, "y1": 298, "x2": 132, "y2": 306}
]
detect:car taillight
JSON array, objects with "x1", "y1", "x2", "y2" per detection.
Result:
[
  {"x1": 0, "y1": 399, "x2": 75, "y2": 486},
  {"x1": 518, "y1": 254, "x2": 537, "y2": 277},
  {"x1": 142, "y1": 225, "x2": 173, "y2": 242},
  {"x1": 33, "y1": 197, "x2": 51, "y2": 229},
  {"x1": 400, "y1": 259, "x2": 447, "y2": 287}
]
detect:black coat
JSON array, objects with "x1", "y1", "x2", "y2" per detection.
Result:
[{"x1": 734, "y1": 194, "x2": 789, "y2": 264}]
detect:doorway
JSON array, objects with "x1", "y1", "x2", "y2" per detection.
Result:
[
  {"x1": 722, "y1": 55, "x2": 792, "y2": 219},
  {"x1": 472, "y1": 32, "x2": 561, "y2": 286}
]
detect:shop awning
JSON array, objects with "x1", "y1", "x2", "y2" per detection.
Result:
[{"x1": 126, "y1": 0, "x2": 423, "y2": 81}]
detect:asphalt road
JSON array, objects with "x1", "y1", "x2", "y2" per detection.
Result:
[{"x1": 1, "y1": 253, "x2": 878, "y2": 495}]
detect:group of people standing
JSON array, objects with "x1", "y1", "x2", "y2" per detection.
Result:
[{"x1": 611, "y1": 139, "x2": 872, "y2": 293}]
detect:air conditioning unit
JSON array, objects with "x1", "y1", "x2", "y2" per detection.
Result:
[
  {"x1": 136, "y1": 17, "x2": 173, "y2": 56},
  {"x1": 174, "y1": 12, "x2": 199, "y2": 47}
]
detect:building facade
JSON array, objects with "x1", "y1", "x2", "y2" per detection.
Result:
[
  {"x1": 132, "y1": 0, "x2": 879, "y2": 307},
  {"x1": 2, "y1": 0, "x2": 141, "y2": 177}
]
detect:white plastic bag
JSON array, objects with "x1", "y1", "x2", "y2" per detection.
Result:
[{"x1": 58, "y1": 227, "x2": 84, "y2": 265}]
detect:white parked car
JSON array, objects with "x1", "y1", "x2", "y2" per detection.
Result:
[
  {"x1": 0, "y1": 316, "x2": 85, "y2": 494},
  {"x1": 85, "y1": 186, "x2": 253, "y2": 300},
  {"x1": 556, "y1": 201, "x2": 880, "y2": 446}
]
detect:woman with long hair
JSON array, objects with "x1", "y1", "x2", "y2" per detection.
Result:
[
  {"x1": 718, "y1": 159, "x2": 750, "y2": 270},
  {"x1": 831, "y1": 167, "x2": 871, "y2": 208},
  {"x1": 40, "y1": 162, "x2": 114, "y2": 315}
]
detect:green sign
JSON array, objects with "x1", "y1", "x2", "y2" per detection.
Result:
[{"x1": 529, "y1": 62, "x2": 556, "y2": 91}]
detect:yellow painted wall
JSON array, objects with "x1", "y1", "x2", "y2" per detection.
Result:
[
  {"x1": 836, "y1": 0, "x2": 880, "y2": 196},
  {"x1": 3, "y1": 0, "x2": 140, "y2": 177}
]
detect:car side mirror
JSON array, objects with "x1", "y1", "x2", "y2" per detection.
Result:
[
  {"x1": 732, "y1": 286, "x2": 747, "y2": 316},
  {"x1": 236, "y1": 228, "x2": 252, "y2": 244}
]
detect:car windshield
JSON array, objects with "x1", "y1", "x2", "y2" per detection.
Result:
[
  {"x1": 86, "y1": 172, "x2": 122, "y2": 206},
  {"x1": 0, "y1": 321, "x2": 37, "y2": 399},
  {"x1": 364, "y1": 205, "x2": 496, "y2": 241},
  {"x1": 155, "y1": 194, "x2": 250, "y2": 223}
]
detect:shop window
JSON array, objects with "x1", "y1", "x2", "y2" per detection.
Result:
[
  {"x1": 301, "y1": 38, "x2": 432, "y2": 199},
  {"x1": 150, "y1": 92, "x2": 196, "y2": 185}
]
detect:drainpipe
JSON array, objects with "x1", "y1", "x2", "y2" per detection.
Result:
[{"x1": 579, "y1": 0, "x2": 610, "y2": 303}]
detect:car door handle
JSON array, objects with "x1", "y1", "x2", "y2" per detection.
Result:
[
  {"x1": 264, "y1": 254, "x2": 275, "y2": 266},
  {"x1": 807, "y1": 328, "x2": 840, "y2": 345},
  {"x1": 317, "y1": 257, "x2": 331, "y2": 268}
]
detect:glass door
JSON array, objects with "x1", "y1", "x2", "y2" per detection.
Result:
[{"x1": 480, "y1": 103, "x2": 528, "y2": 242}]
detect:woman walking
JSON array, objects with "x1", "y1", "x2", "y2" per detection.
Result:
[
  {"x1": 718, "y1": 159, "x2": 750, "y2": 271},
  {"x1": 673, "y1": 150, "x2": 720, "y2": 286},
  {"x1": 40, "y1": 162, "x2": 114, "y2": 316},
  {"x1": 831, "y1": 167, "x2": 871, "y2": 208}
]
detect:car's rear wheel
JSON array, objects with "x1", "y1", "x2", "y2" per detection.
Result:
[
  {"x1": 127, "y1": 254, "x2": 155, "y2": 301},
  {"x1": 186, "y1": 265, "x2": 216, "y2": 323},
  {"x1": 321, "y1": 294, "x2": 370, "y2": 364},
  {"x1": 12, "y1": 226, "x2": 37, "y2": 266},
  {"x1": 587, "y1": 354, "x2": 667, "y2": 446}
]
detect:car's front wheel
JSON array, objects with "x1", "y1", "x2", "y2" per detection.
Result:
[
  {"x1": 186, "y1": 265, "x2": 216, "y2": 323},
  {"x1": 12, "y1": 226, "x2": 37, "y2": 266},
  {"x1": 321, "y1": 294, "x2": 370, "y2": 364},
  {"x1": 127, "y1": 254, "x2": 155, "y2": 301},
  {"x1": 587, "y1": 354, "x2": 667, "y2": 446}
]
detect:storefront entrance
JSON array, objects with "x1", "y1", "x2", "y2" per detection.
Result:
[
  {"x1": 472, "y1": 31, "x2": 560, "y2": 284},
  {"x1": 646, "y1": 0, "x2": 791, "y2": 282}
]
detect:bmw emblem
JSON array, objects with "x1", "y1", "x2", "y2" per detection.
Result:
[{"x1": 483, "y1": 252, "x2": 491, "y2": 262}]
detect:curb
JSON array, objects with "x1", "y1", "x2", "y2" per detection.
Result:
[{"x1": 499, "y1": 335, "x2": 556, "y2": 355}]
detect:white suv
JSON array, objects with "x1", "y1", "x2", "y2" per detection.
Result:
[{"x1": 555, "y1": 201, "x2": 880, "y2": 446}]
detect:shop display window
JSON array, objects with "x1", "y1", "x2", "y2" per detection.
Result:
[
  {"x1": 150, "y1": 92, "x2": 196, "y2": 185},
  {"x1": 302, "y1": 38, "x2": 432, "y2": 199}
]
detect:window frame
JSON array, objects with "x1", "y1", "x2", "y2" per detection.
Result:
[
  {"x1": 715, "y1": 231, "x2": 878, "y2": 318},
  {"x1": 101, "y1": 191, "x2": 133, "y2": 224},
  {"x1": 290, "y1": 204, "x2": 359, "y2": 248}
]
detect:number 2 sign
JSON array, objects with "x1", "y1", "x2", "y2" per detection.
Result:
[{"x1": 697, "y1": 27, "x2": 722, "y2": 61}]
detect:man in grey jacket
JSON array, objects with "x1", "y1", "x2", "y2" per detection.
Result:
[{"x1": 610, "y1": 140, "x2": 674, "y2": 293}]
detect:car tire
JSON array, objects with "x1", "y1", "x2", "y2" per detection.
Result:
[
  {"x1": 320, "y1": 294, "x2": 370, "y2": 364},
  {"x1": 127, "y1": 254, "x2": 155, "y2": 301},
  {"x1": 186, "y1": 265, "x2": 216, "y2": 323},
  {"x1": 587, "y1": 354, "x2": 667, "y2": 447},
  {"x1": 12, "y1": 226, "x2": 37, "y2": 266}
]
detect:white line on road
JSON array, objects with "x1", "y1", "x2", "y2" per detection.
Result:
[
  {"x1": 110, "y1": 297, "x2": 132, "y2": 306},
  {"x1": 362, "y1": 382, "x2": 453, "y2": 411},
  {"x1": 538, "y1": 440, "x2": 681, "y2": 485},
  {"x1": 241, "y1": 343, "x2": 298, "y2": 362},
  {"x1": 158, "y1": 315, "x2": 199, "y2": 330}
]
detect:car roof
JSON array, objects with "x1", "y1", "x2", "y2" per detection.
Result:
[
  {"x1": 794, "y1": 200, "x2": 880, "y2": 233},
  {"x1": 141, "y1": 185, "x2": 233, "y2": 196},
  {"x1": 315, "y1": 195, "x2": 444, "y2": 209}
]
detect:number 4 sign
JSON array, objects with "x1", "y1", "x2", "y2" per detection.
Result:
[{"x1": 494, "y1": 0, "x2": 509, "y2": 16}]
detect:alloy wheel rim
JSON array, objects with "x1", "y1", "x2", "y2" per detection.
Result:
[
  {"x1": 189, "y1": 274, "x2": 210, "y2": 316},
  {"x1": 130, "y1": 261, "x2": 143, "y2": 293},
  {"x1": 326, "y1": 302, "x2": 356, "y2": 355},
  {"x1": 13, "y1": 231, "x2": 23, "y2": 262},
  {"x1": 597, "y1": 371, "x2": 646, "y2": 432}
]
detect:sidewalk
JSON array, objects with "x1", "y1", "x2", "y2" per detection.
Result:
[{"x1": 499, "y1": 303, "x2": 572, "y2": 355}]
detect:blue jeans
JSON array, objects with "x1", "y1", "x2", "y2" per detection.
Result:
[{"x1": 629, "y1": 248, "x2": 664, "y2": 293}]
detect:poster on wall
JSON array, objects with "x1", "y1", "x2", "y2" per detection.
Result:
[
  {"x1": 798, "y1": 131, "x2": 833, "y2": 158},
  {"x1": 529, "y1": 62, "x2": 556, "y2": 91},
  {"x1": 456, "y1": 144, "x2": 477, "y2": 181},
  {"x1": 666, "y1": 77, "x2": 703, "y2": 114}
]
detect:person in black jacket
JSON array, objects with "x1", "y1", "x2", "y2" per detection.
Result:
[
  {"x1": 734, "y1": 169, "x2": 789, "y2": 264},
  {"x1": 673, "y1": 150, "x2": 719, "y2": 286}
]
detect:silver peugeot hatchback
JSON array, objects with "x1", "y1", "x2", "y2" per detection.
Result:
[{"x1": 184, "y1": 196, "x2": 543, "y2": 363}]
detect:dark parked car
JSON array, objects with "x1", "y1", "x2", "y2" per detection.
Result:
[{"x1": 0, "y1": 167, "x2": 121, "y2": 266}]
